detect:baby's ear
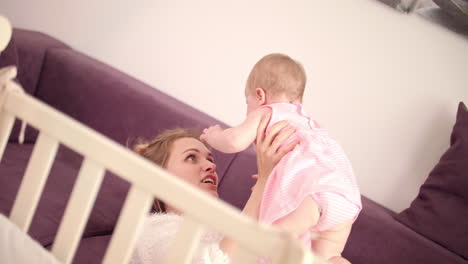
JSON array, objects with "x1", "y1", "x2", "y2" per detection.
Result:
[{"x1": 255, "y1": 88, "x2": 266, "y2": 105}]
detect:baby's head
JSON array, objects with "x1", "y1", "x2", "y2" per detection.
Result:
[{"x1": 245, "y1": 53, "x2": 306, "y2": 114}]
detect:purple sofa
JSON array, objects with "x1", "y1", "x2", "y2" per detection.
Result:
[{"x1": 0, "y1": 29, "x2": 466, "y2": 264}]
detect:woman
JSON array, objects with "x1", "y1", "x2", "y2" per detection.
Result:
[
  {"x1": 129, "y1": 113, "x2": 296, "y2": 263},
  {"x1": 130, "y1": 114, "x2": 351, "y2": 263}
]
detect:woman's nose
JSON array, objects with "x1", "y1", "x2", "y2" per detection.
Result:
[{"x1": 203, "y1": 160, "x2": 216, "y2": 172}]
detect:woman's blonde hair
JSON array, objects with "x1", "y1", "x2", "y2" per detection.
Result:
[{"x1": 133, "y1": 128, "x2": 203, "y2": 213}]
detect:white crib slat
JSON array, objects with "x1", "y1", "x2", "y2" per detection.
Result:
[
  {"x1": 165, "y1": 216, "x2": 203, "y2": 264},
  {"x1": 51, "y1": 158, "x2": 105, "y2": 264},
  {"x1": 0, "y1": 110, "x2": 15, "y2": 160},
  {"x1": 9, "y1": 132, "x2": 58, "y2": 231},
  {"x1": 102, "y1": 186, "x2": 152, "y2": 264}
]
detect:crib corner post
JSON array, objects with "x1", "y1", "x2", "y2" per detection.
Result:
[
  {"x1": 0, "y1": 15, "x2": 13, "y2": 53},
  {"x1": 0, "y1": 66, "x2": 20, "y2": 160}
]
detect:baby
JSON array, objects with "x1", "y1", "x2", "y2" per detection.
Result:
[{"x1": 201, "y1": 53, "x2": 361, "y2": 261}]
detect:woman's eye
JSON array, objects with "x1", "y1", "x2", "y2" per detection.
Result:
[{"x1": 186, "y1": 154, "x2": 196, "y2": 161}]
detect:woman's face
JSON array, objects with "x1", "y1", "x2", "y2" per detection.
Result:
[{"x1": 165, "y1": 137, "x2": 219, "y2": 198}]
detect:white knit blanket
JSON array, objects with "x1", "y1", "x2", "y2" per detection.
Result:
[
  {"x1": 0, "y1": 214, "x2": 59, "y2": 264},
  {"x1": 130, "y1": 213, "x2": 230, "y2": 264}
]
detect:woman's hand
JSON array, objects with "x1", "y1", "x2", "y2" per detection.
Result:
[{"x1": 255, "y1": 112, "x2": 299, "y2": 184}]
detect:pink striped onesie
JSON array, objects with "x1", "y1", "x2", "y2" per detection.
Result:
[{"x1": 258, "y1": 103, "x2": 362, "y2": 246}]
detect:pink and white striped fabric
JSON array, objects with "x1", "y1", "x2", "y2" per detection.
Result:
[{"x1": 258, "y1": 103, "x2": 362, "y2": 242}]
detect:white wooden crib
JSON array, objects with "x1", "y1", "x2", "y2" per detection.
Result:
[{"x1": 0, "y1": 16, "x2": 318, "y2": 264}]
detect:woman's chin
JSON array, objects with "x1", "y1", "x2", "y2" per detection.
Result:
[
  {"x1": 200, "y1": 183, "x2": 218, "y2": 197},
  {"x1": 204, "y1": 189, "x2": 219, "y2": 198},
  {"x1": 209, "y1": 190, "x2": 219, "y2": 198}
]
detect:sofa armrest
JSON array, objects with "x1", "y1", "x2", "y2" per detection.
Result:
[
  {"x1": 13, "y1": 29, "x2": 69, "y2": 95},
  {"x1": 1, "y1": 29, "x2": 69, "y2": 143}
]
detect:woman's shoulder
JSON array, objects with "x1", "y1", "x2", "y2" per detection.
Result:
[
  {"x1": 147, "y1": 212, "x2": 182, "y2": 222},
  {"x1": 146, "y1": 213, "x2": 224, "y2": 242},
  {"x1": 134, "y1": 214, "x2": 181, "y2": 255},
  {"x1": 130, "y1": 213, "x2": 183, "y2": 264},
  {"x1": 132, "y1": 213, "x2": 229, "y2": 264},
  {"x1": 136, "y1": 213, "x2": 182, "y2": 242}
]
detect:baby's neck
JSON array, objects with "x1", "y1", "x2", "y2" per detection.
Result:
[{"x1": 266, "y1": 94, "x2": 301, "y2": 105}]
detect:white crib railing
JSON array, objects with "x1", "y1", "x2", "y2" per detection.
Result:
[{"x1": 0, "y1": 66, "x2": 318, "y2": 264}]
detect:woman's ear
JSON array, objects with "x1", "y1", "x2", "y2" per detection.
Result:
[{"x1": 255, "y1": 88, "x2": 266, "y2": 105}]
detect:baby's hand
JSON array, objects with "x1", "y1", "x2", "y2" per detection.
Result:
[{"x1": 200, "y1": 125, "x2": 223, "y2": 143}]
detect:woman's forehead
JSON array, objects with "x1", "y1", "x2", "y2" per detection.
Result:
[{"x1": 172, "y1": 137, "x2": 210, "y2": 154}]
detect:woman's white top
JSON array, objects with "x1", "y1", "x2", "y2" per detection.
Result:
[{"x1": 130, "y1": 213, "x2": 230, "y2": 264}]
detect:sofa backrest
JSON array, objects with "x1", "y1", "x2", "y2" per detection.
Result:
[
  {"x1": 34, "y1": 48, "x2": 243, "y2": 183},
  {"x1": 25, "y1": 29, "x2": 258, "y2": 208}
]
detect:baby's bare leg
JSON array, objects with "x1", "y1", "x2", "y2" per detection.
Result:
[
  {"x1": 328, "y1": 256, "x2": 352, "y2": 264},
  {"x1": 272, "y1": 196, "x2": 320, "y2": 237},
  {"x1": 272, "y1": 197, "x2": 354, "y2": 263},
  {"x1": 312, "y1": 222, "x2": 353, "y2": 260}
]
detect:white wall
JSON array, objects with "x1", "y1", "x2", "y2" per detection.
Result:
[{"x1": 3, "y1": 0, "x2": 468, "y2": 212}]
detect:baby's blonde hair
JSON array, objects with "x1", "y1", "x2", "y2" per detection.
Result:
[{"x1": 246, "y1": 53, "x2": 306, "y2": 102}]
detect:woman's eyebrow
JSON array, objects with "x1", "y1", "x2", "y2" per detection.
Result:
[
  {"x1": 183, "y1": 148, "x2": 214, "y2": 159},
  {"x1": 183, "y1": 148, "x2": 200, "y2": 154}
]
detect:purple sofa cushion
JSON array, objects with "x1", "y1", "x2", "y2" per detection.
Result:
[
  {"x1": 344, "y1": 196, "x2": 467, "y2": 264},
  {"x1": 36, "y1": 49, "x2": 212, "y2": 144},
  {"x1": 217, "y1": 147, "x2": 257, "y2": 209},
  {"x1": 396, "y1": 102, "x2": 468, "y2": 260},
  {"x1": 0, "y1": 144, "x2": 33, "y2": 217},
  {"x1": 72, "y1": 235, "x2": 111, "y2": 264}
]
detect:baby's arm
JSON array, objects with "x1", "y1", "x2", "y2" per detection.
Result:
[{"x1": 201, "y1": 107, "x2": 270, "y2": 153}]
